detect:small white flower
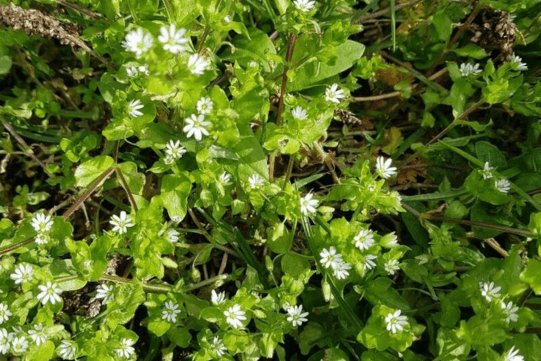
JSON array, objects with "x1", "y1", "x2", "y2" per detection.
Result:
[
  {"x1": 210, "y1": 336, "x2": 227, "y2": 357},
  {"x1": 187, "y1": 54, "x2": 209, "y2": 75},
  {"x1": 10, "y1": 264, "x2": 33, "y2": 285},
  {"x1": 166, "y1": 229, "x2": 180, "y2": 243},
  {"x1": 110, "y1": 211, "x2": 135, "y2": 235},
  {"x1": 32, "y1": 213, "x2": 53, "y2": 233},
  {"x1": 0, "y1": 328, "x2": 11, "y2": 355},
  {"x1": 35, "y1": 233, "x2": 50, "y2": 245},
  {"x1": 248, "y1": 174, "x2": 265, "y2": 189},
  {"x1": 459, "y1": 63, "x2": 482, "y2": 77},
  {"x1": 501, "y1": 301, "x2": 519, "y2": 323},
  {"x1": 479, "y1": 281, "x2": 501, "y2": 302},
  {"x1": 126, "y1": 66, "x2": 138, "y2": 77},
  {"x1": 128, "y1": 99, "x2": 144, "y2": 118},
  {"x1": 333, "y1": 261, "x2": 351, "y2": 280},
  {"x1": 183, "y1": 114, "x2": 211, "y2": 141},
  {"x1": 508, "y1": 54, "x2": 528, "y2": 71},
  {"x1": 28, "y1": 324, "x2": 47, "y2": 346},
  {"x1": 57, "y1": 340, "x2": 77, "y2": 360},
  {"x1": 138, "y1": 65, "x2": 150, "y2": 75},
  {"x1": 122, "y1": 28, "x2": 153, "y2": 57},
  {"x1": 196, "y1": 97, "x2": 213, "y2": 115},
  {"x1": 293, "y1": 0, "x2": 315, "y2": 12},
  {"x1": 495, "y1": 178, "x2": 511, "y2": 194},
  {"x1": 384, "y1": 259, "x2": 400, "y2": 275},
  {"x1": 95, "y1": 284, "x2": 113, "y2": 305},
  {"x1": 165, "y1": 140, "x2": 187, "y2": 163},
  {"x1": 286, "y1": 305, "x2": 309, "y2": 327},
  {"x1": 320, "y1": 247, "x2": 343, "y2": 269},
  {"x1": 354, "y1": 229, "x2": 375, "y2": 250},
  {"x1": 362, "y1": 254, "x2": 378, "y2": 272},
  {"x1": 11, "y1": 336, "x2": 28, "y2": 354},
  {"x1": 291, "y1": 106, "x2": 308, "y2": 120},
  {"x1": 376, "y1": 156, "x2": 397, "y2": 179},
  {"x1": 224, "y1": 304, "x2": 246, "y2": 329},
  {"x1": 482, "y1": 162, "x2": 493, "y2": 180},
  {"x1": 158, "y1": 24, "x2": 189, "y2": 54},
  {"x1": 211, "y1": 290, "x2": 226, "y2": 305},
  {"x1": 505, "y1": 346, "x2": 524, "y2": 361},
  {"x1": 37, "y1": 281, "x2": 63, "y2": 305},
  {"x1": 0, "y1": 304, "x2": 11, "y2": 324},
  {"x1": 325, "y1": 84, "x2": 345, "y2": 104},
  {"x1": 300, "y1": 192, "x2": 319, "y2": 215},
  {"x1": 115, "y1": 338, "x2": 136, "y2": 359},
  {"x1": 162, "y1": 301, "x2": 181, "y2": 323},
  {"x1": 219, "y1": 172, "x2": 232, "y2": 185},
  {"x1": 385, "y1": 310, "x2": 409, "y2": 334},
  {"x1": 224, "y1": 15, "x2": 231, "y2": 23}
]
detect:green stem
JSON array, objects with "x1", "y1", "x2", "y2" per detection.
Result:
[
  {"x1": 183, "y1": 274, "x2": 230, "y2": 292},
  {"x1": 100, "y1": 275, "x2": 171, "y2": 293},
  {"x1": 0, "y1": 237, "x2": 34, "y2": 256}
]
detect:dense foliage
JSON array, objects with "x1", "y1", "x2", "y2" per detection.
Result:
[{"x1": 2, "y1": 0, "x2": 541, "y2": 360}]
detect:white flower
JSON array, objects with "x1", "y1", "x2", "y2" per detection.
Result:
[
  {"x1": 187, "y1": 54, "x2": 209, "y2": 75},
  {"x1": 162, "y1": 301, "x2": 181, "y2": 323},
  {"x1": 376, "y1": 156, "x2": 397, "y2": 179},
  {"x1": 320, "y1": 247, "x2": 343, "y2": 269},
  {"x1": 495, "y1": 178, "x2": 511, "y2": 193},
  {"x1": 501, "y1": 301, "x2": 519, "y2": 323},
  {"x1": 508, "y1": 54, "x2": 528, "y2": 71},
  {"x1": 211, "y1": 290, "x2": 226, "y2": 305},
  {"x1": 482, "y1": 162, "x2": 493, "y2": 180},
  {"x1": 115, "y1": 338, "x2": 135, "y2": 359},
  {"x1": 110, "y1": 211, "x2": 135, "y2": 235},
  {"x1": 196, "y1": 97, "x2": 213, "y2": 115},
  {"x1": 37, "y1": 281, "x2": 62, "y2": 305},
  {"x1": 10, "y1": 264, "x2": 33, "y2": 285},
  {"x1": 128, "y1": 99, "x2": 144, "y2": 118},
  {"x1": 300, "y1": 192, "x2": 319, "y2": 215},
  {"x1": 158, "y1": 24, "x2": 189, "y2": 54},
  {"x1": 122, "y1": 28, "x2": 153, "y2": 57},
  {"x1": 32, "y1": 213, "x2": 53, "y2": 233},
  {"x1": 28, "y1": 324, "x2": 47, "y2": 346},
  {"x1": 126, "y1": 66, "x2": 138, "y2": 77},
  {"x1": 286, "y1": 305, "x2": 309, "y2": 327},
  {"x1": 362, "y1": 254, "x2": 378, "y2": 271},
  {"x1": 325, "y1": 84, "x2": 344, "y2": 104},
  {"x1": 166, "y1": 229, "x2": 180, "y2": 243},
  {"x1": 138, "y1": 65, "x2": 150, "y2": 75},
  {"x1": 0, "y1": 304, "x2": 11, "y2": 324},
  {"x1": 333, "y1": 261, "x2": 351, "y2": 280},
  {"x1": 165, "y1": 140, "x2": 187, "y2": 163},
  {"x1": 224, "y1": 304, "x2": 246, "y2": 329},
  {"x1": 479, "y1": 281, "x2": 501, "y2": 302},
  {"x1": 384, "y1": 259, "x2": 400, "y2": 275},
  {"x1": 248, "y1": 174, "x2": 265, "y2": 189},
  {"x1": 385, "y1": 310, "x2": 409, "y2": 334},
  {"x1": 95, "y1": 284, "x2": 113, "y2": 305},
  {"x1": 459, "y1": 63, "x2": 482, "y2": 77},
  {"x1": 291, "y1": 106, "x2": 307, "y2": 120},
  {"x1": 210, "y1": 336, "x2": 227, "y2": 357},
  {"x1": 11, "y1": 336, "x2": 28, "y2": 354},
  {"x1": 505, "y1": 346, "x2": 524, "y2": 361},
  {"x1": 57, "y1": 340, "x2": 77, "y2": 360},
  {"x1": 183, "y1": 114, "x2": 211, "y2": 141},
  {"x1": 293, "y1": 0, "x2": 315, "y2": 12},
  {"x1": 0, "y1": 328, "x2": 11, "y2": 355},
  {"x1": 354, "y1": 229, "x2": 375, "y2": 251},
  {"x1": 219, "y1": 172, "x2": 232, "y2": 185},
  {"x1": 35, "y1": 233, "x2": 50, "y2": 245}
]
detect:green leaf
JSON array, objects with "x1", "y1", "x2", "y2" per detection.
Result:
[
  {"x1": 475, "y1": 141, "x2": 507, "y2": 169},
  {"x1": 453, "y1": 44, "x2": 488, "y2": 59},
  {"x1": 0, "y1": 55, "x2": 12, "y2": 75},
  {"x1": 288, "y1": 40, "x2": 365, "y2": 91},
  {"x1": 158, "y1": 172, "x2": 192, "y2": 222},
  {"x1": 281, "y1": 252, "x2": 310, "y2": 277},
  {"x1": 75, "y1": 156, "x2": 115, "y2": 188},
  {"x1": 520, "y1": 259, "x2": 541, "y2": 294},
  {"x1": 233, "y1": 123, "x2": 269, "y2": 182},
  {"x1": 362, "y1": 277, "x2": 410, "y2": 310}
]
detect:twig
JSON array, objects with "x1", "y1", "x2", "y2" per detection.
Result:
[
  {"x1": 483, "y1": 238, "x2": 509, "y2": 257},
  {"x1": 115, "y1": 167, "x2": 139, "y2": 213},
  {"x1": 353, "y1": 0, "x2": 423, "y2": 24},
  {"x1": 351, "y1": 91, "x2": 401, "y2": 102},
  {"x1": 425, "y1": 2, "x2": 483, "y2": 77},
  {"x1": 401, "y1": 202, "x2": 533, "y2": 238},
  {"x1": 59, "y1": 1, "x2": 101, "y2": 19},
  {"x1": 1, "y1": 120, "x2": 48, "y2": 172}
]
